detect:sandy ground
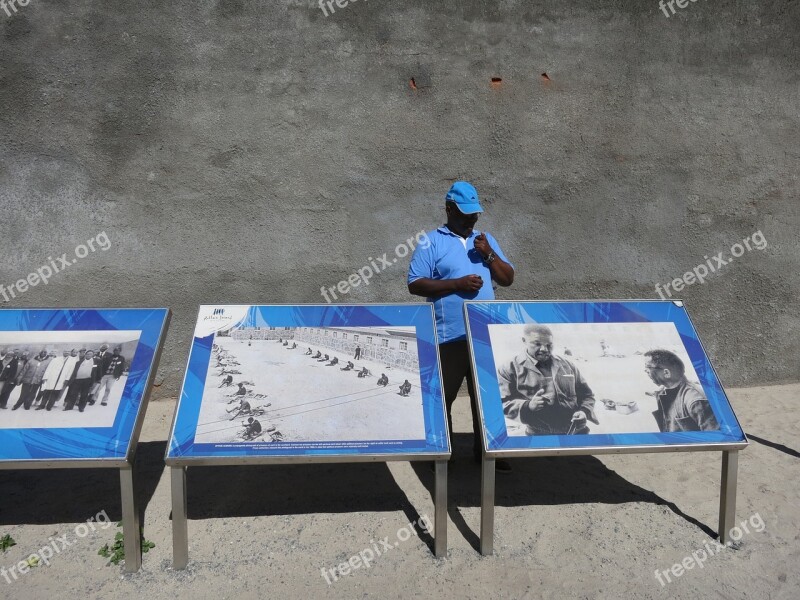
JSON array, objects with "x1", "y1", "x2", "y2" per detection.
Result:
[{"x1": 0, "y1": 383, "x2": 797, "y2": 599}]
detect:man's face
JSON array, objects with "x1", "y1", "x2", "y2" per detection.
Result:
[
  {"x1": 85, "y1": 351, "x2": 94, "y2": 360},
  {"x1": 63, "y1": 351, "x2": 70, "y2": 357},
  {"x1": 21, "y1": 352, "x2": 29, "y2": 360},
  {"x1": 524, "y1": 333, "x2": 553, "y2": 362},
  {"x1": 644, "y1": 360, "x2": 669, "y2": 385},
  {"x1": 446, "y1": 203, "x2": 480, "y2": 238},
  {"x1": 70, "y1": 349, "x2": 77, "y2": 357},
  {"x1": 113, "y1": 348, "x2": 120, "y2": 355}
]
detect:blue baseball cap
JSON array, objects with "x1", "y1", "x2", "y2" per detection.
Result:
[{"x1": 445, "y1": 181, "x2": 483, "y2": 214}]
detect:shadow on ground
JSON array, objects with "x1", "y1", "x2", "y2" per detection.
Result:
[
  {"x1": 0, "y1": 441, "x2": 166, "y2": 527},
  {"x1": 182, "y1": 461, "x2": 432, "y2": 546},
  {"x1": 410, "y1": 433, "x2": 718, "y2": 553}
]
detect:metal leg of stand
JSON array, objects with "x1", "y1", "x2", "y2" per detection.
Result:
[
  {"x1": 434, "y1": 459, "x2": 448, "y2": 558},
  {"x1": 480, "y1": 457, "x2": 495, "y2": 556},
  {"x1": 171, "y1": 466, "x2": 189, "y2": 569},
  {"x1": 719, "y1": 450, "x2": 739, "y2": 544},
  {"x1": 120, "y1": 466, "x2": 141, "y2": 573}
]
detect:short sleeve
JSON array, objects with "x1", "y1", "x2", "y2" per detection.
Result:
[{"x1": 408, "y1": 232, "x2": 436, "y2": 284}]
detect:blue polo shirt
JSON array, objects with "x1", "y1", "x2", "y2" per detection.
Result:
[{"x1": 408, "y1": 226, "x2": 513, "y2": 344}]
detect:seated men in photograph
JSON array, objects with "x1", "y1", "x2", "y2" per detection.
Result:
[
  {"x1": 357, "y1": 367, "x2": 370, "y2": 378},
  {"x1": 644, "y1": 349, "x2": 719, "y2": 432},
  {"x1": 227, "y1": 398, "x2": 252, "y2": 420},
  {"x1": 241, "y1": 417, "x2": 262, "y2": 440},
  {"x1": 305, "y1": 347, "x2": 313, "y2": 355},
  {"x1": 498, "y1": 324, "x2": 598, "y2": 435},
  {"x1": 399, "y1": 380, "x2": 412, "y2": 396},
  {"x1": 377, "y1": 373, "x2": 389, "y2": 387},
  {"x1": 317, "y1": 353, "x2": 329, "y2": 362},
  {"x1": 326, "y1": 356, "x2": 339, "y2": 366},
  {"x1": 340, "y1": 361, "x2": 354, "y2": 371},
  {"x1": 312, "y1": 350, "x2": 322, "y2": 359},
  {"x1": 219, "y1": 374, "x2": 234, "y2": 387}
]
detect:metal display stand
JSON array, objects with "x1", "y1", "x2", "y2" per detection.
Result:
[
  {"x1": 462, "y1": 299, "x2": 750, "y2": 555},
  {"x1": 166, "y1": 303, "x2": 452, "y2": 568},
  {"x1": 167, "y1": 453, "x2": 449, "y2": 569},
  {"x1": 0, "y1": 308, "x2": 171, "y2": 573},
  {"x1": 478, "y1": 445, "x2": 746, "y2": 556}
]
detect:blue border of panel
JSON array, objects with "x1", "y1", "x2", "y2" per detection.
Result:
[
  {"x1": 465, "y1": 301, "x2": 746, "y2": 452},
  {"x1": 0, "y1": 308, "x2": 169, "y2": 463},
  {"x1": 168, "y1": 304, "x2": 449, "y2": 460}
]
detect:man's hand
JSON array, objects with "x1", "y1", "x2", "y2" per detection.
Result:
[
  {"x1": 455, "y1": 274, "x2": 483, "y2": 292},
  {"x1": 527, "y1": 389, "x2": 549, "y2": 411},
  {"x1": 571, "y1": 411, "x2": 587, "y2": 423},
  {"x1": 474, "y1": 232, "x2": 492, "y2": 258}
]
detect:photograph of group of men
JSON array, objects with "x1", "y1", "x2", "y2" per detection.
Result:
[
  {"x1": 0, "y1": 330, "x2": 139, "y2": 428},
  {"x1": 489, "y1": 322, "x2": 721, "y2": 437}
]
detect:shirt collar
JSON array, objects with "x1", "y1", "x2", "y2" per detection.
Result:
[{"x1": 437, "y1": 225, "x2": 479, "y2": 240}]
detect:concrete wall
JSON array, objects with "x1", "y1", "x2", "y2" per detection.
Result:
[{"x1": 1, "y1": 0, "x2": 797, "y2": 397}]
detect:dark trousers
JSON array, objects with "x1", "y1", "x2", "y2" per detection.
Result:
[
  {"x1": 75, "y1": 379, "x2": 93, "y2": 411},
  {"x1": 438, "y1": 340, "x2": 481, "y2": 455},
  {"x1": 13, "y1": 383, "x2": 39, "y2": 410},
  {"x1": 0, "y1": 382, "x2": 14, "y2": 408},
  {"x1": 42, "y1": 389, "x2": 61, "y2": 410},
  {"x1": 63, "y1": 383, "x2": 79, "y2": 410}
]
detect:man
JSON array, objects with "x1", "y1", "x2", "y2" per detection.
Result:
[
  {"x1": 644, "y1": 349, "x2": 719, "y2": 432},
  {"x1": 326, "y1": 356, "x2": 339, "y2": 366},
  {"x1": 90, "y1": 344, "x2": 111, "y2": 400},
  {"x1": 62, "y1": 348, "x2": 88, "y2": 410},
  {"x1": 312, "y1": 350, "x2": 322, "y2": 359},
  {"x1": 340, "y1": 361, "x2": 354, "y2": 371},
  {"x1": 0, "y1": 350, "x2": 21, "y2": 409},
  {"x1": 399, "y1": 380, "x2": 412, "y2": 397},
  {"x1": 498, "y1": 325, "x2": 598, "y2": 435},
  {"x1": 37, "y1": 350, "x2": 70, "y2": 411},
  {"x1": 219, "y1": 374, "x2": 234, "y2": 388},
  {"x1": 12, "y1": 352, "x2": 36, "y2": 411},
  {"x1": 305, "y1": 347, "x2": 313, "y2": 355},
  {"x1": 56, "y1": 349, "x2": 80, "y2": 409},
  {"x1": 30, "y1": 350, "x2": 53, "y2": 408},
  {"x1": 242, "y1": 416, "x2": 262, "y2": 440},
  {"x1": 377, "y1": 373, "x2": 389, "y2": 387},
  {"x1": 408, "y1": 181, "x2": 514, "y2": 470},
  {"x1": 95, "y1": 346, "x2": 126, "y2": 406},
  {"x1": 0, "y1": 349, "x2": 10, "y2": 404},
  {"x1": 357, "y1": 366, "x2": 370, "y2": 378},
  {"x1": 227, "y1": 398, "x2": 252, "y2": 420},
  {"x1": 72, "y1": 350, "x2": 98, "y2": 412},
  {"x1": 354, "y1": 345, "x2": 361, "y2": 360}
]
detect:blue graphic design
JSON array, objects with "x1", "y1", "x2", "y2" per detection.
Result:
[
  {"x1": 0, "y1": 308, "x2": 169, "y2": 463},
  {"x1": 168, "y1": 304, "x2": 449, "y2": 460},
  {"x1": 465, "y1": 301, "x2": 746, "y2": 453}
]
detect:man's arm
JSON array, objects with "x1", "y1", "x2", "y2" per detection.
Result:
[
  {"x1": 473, "y1": 233, "x2": 514, "y2": 286},
  {"x1": 408, "y1": 276, "x2": 483, "y2": 298}
]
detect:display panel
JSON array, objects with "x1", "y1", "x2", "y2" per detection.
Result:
[
  {"x1": 465, "y1": 300, "x2": 747, "y2": 454},
  {"x1": 0, "y1": 308, "x2": 170, "y2": 464},
  {"x1": 167, "y1": 304, "x2": 449, "y2": 461}
]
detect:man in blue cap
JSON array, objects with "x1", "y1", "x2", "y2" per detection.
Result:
[{"x1": 408, "y1": 181, "x2": 515, "y2": 471}]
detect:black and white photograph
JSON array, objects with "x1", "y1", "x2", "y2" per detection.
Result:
[
  {"x1": 194, "y1": 325, "x2": 426, "y2": 443},
  {"x1": 488, "y1": 322, "x2": 720, "y2": 436},
  {"x1": 0, "y1": 330, "x2": 139, "y2": 429}
]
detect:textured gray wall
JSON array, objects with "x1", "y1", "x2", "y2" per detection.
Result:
[{"x1": 1, "y1": 0, "x2": 797, "y2": 397}]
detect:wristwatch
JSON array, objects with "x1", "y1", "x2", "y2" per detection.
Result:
[{"x1": 484, "y1": 251, "x2": 496, "y2": 264}]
